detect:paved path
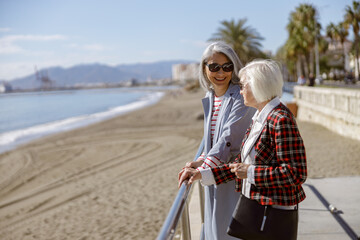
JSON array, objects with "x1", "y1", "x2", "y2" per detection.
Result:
[
  {"x1": 188, "y1": 177, "x2": 360, "y2": 240},
  {"x1": 322, "y1": 80, "x2": 360, "y2": 89}
]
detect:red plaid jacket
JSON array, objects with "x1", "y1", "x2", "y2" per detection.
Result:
[{"x1": 212, "y1": 103, "x2": 307, "y2": 206}]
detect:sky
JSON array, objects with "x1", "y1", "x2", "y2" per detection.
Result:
[{"x1": 0, "y1": 0, "x2": 354, "y2": 81}]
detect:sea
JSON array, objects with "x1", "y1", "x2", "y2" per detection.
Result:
[
  {"x1": 0, "y1": 87, "x2": 293, "y2": 154},
  {"x1": 0, "y1": 86, "x2": 177, "y2": 154}
]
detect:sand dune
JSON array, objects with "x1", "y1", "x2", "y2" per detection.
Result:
[{"x1": 0, "y1": 89, "x2": 359, "y2": 239}]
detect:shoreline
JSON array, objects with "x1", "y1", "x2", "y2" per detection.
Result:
[
  {"x1": 0, "y1": 89, "x2": 167, "y2": 155},
  {"x1": 0, "y1": 88, "x2": 359, "y2": 239}
]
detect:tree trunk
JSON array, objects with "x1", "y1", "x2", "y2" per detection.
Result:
[
  {"x1": 301, "y1": 54, "x2": 309, "y2": 79},
  {"x1": 296, "y1": 55, "x2": 302, "y2": 77},
  {"x1": 309, "y1": 49, "x2": 315, "y2": 75},
  {"x1": 355, "y1": 36, "x2": 359, "y2": 80},
  {"x1": 343, "y1": 43, "x2": 349, "y2": 72}
]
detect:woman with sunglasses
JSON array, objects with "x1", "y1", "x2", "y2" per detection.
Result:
[
  {"x1": 179, "y1": 59, "x2": 307, "y2": 240},
  {"x1": 178, "y1": 41, "x2": 255, "y2": 240}
]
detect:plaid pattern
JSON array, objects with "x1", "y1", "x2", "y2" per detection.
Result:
[{"x1": 212, "y1": 103, "x2": 307, "y2": 206}]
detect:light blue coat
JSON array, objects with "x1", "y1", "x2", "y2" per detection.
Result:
[{"x1": 199, "y1": 83, "x2": 255, "y2": 240}]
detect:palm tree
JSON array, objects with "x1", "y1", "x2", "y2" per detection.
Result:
[
  {"x1": 286, "y1": 19, "x2": 308, "y2": 78},
  {"x1": 208, "y1": 19, "x2": 264, "y2": 64},
  {"x1": 326, "y1": 22, "x2": 349, "y2": 71},
  {"x1": 276, "y1": 40, "x2": 297, "y2": 81},
  {"x1": 326, "y1": 23, "x2": 337, "y2": 44},
  {"x1": 344, "y1": 0, "x2": 360, "y2": 80},
  {"x1": 285, "y1": 4, "x2": 320, "y2": 78},
  {"x1": 336, "y1": 23, "x2": 350, "y2": 72}
]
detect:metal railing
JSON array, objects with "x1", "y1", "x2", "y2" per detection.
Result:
[{"x1": 157, "y1": 140, "x2": 204, "y2": 240}]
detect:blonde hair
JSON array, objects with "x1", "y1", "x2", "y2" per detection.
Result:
[{"x1": 238, "y1": 59, "x2": 283, "y2": 103}]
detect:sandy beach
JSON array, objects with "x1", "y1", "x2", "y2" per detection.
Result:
[{"x1": 0, "y1": 88, "x2": 359, "y2": 240}]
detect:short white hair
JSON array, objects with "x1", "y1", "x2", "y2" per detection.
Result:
[
  {"x1": 199, "y1": 41, "x2": 243, "y2": 91},
  {"x1": 238, "y1": 59, "x2": 283, "y2": 103}
]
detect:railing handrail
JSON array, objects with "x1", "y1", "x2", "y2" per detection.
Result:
[
  {"x1": 156, "y1": 180, "x2": 192, "y2": 240},
  {"x1": 157, "y1": 139, "x2": 204, "y2": 240}
]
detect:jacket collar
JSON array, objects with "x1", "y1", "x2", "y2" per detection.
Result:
[{"x1": 252, "y1": 97, "x2": 281, "y2": 125}]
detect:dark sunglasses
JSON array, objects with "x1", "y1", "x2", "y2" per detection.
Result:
[{"x1": 206, "y1": 62, "x2": 234, "y2": 72}]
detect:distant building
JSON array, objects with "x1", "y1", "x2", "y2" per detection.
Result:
[
  {"x1": 0, "y1": 84, "x2": 5, "y2": 93},
  {"x1": 172, "y1": 63, "x2": 199, "y2": 84},
  {"x1": 0, "y1": 82, "x2": 12, "y2": 93},
  {"x1": 124, "y1": 78, "x2": 139, "y2": 87},
  {"x1": 156, "y1": 78, "x2": 172, "y2": 86},
  {"x1": 326, "y1": 38, "x2": 351, "y2": 71}
]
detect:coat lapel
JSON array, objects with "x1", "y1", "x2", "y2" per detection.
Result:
[
  {"x1": 241, "y1": 101, "x2": 279, "y2": 162},
  {"x1": 202, "y1": 92, "x2": 212, "y2": 151},
  {"x1": 241, "y1": 120, "x2": 266, "y2": 161},
  {"x1": 213, "y1": 84, "x2": 236, "y2": 141}
]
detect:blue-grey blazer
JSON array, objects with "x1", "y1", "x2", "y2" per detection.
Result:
[{"x1": 201, "y1": 83, "x2": 255, "y2": 163}]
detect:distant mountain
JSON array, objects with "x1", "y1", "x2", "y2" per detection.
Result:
[{"x1": 8, "y1": 60, "x2": 195, "y2": 90}]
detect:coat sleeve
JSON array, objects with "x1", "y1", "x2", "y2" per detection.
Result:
[
  {"x1": 254, "y1": 113, "x2": 307, "y2": 188},
  {"x1": 211, "y1": 163, "x2": 237, "y2": 185},
  {"x1": 206, "y1": 93, "x2": 255, "y2": 164}
]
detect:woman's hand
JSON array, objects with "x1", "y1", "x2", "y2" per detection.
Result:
[
  {"x1": 230, "y1": 163, "x2": 250, "y2": 179},
  {"x1": 178, "y1": 160, "x2": 203, "y2": 180},
  {"x1": 185, "y1": 160, "x2": 203, "y2": 169},
  {"x1": 178, "y1": 167, "x2": 201, "y2": 188}
]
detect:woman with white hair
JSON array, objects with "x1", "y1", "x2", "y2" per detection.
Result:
[
  {"x1": 179, "y1": 59, "x2": 307, "y2": 240},
  {"x1": 178, "y1": 41, "x2": 255, "y2": 240}
]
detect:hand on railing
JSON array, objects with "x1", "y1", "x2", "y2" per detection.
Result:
[
  {"x1": 185, "y1": 160, "x2": 203, "y2": 169},
  {"x1": 178, "y1": 167, "x2": 202, "y2": 188}
]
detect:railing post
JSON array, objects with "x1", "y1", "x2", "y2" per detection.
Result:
[
  {"x1": 181, "y1": 200, "x2": 191, "y2": 240},
  {"x1": 198, "y1": 182, "x2": 204, "y2": 224}
]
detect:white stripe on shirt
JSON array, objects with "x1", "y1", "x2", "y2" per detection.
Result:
[{"x1": 197, "y1": 95, "x2": 223, "y2": 170}]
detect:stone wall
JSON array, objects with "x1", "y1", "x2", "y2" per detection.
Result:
[{"x1": 294, "y1": 86, "x2": 360, "y2": 141}]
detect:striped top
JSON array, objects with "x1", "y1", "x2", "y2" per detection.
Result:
[
  {"x1": 197, "y1": 95, "x2": 223, "y2": 170},
  {"x1": 211, "y1": 95, "x2": 222, "y2": 140}
]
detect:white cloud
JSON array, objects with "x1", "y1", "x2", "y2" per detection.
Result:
[
  {"x1": 0, "y1": 34, "x2": 67, "y2": 54},
  {"x1": 66, "y1": 43, "x2": 106, "y2": 51},
  {"x1": 180, "y1": 39, "x2": 208, "y2": 48},
  {"x1": 66, "y1": 43, "x2": 79, "y2": 48},
  {"x1": 0, "y1": 28, "x2": 11, "y2": 33},
  {"x1": 0, "y1": 41, "x2": 22, "y2": 54},
  {"x1": 0, "y1": 62, "x2": 37, "y2": 80},
  {"x1": 3, "y1": 34, "x2": 67, "y2": 42},
  {"x1": 83, "y1": 44, "x2": 105, "y2": 51},
  {"x1": 142, "y1": 50, "x2": 172, "y2": 56},
  {"x1": 0, "y1": 59, "x2": 71, "y2": 81},
  {"x1": 0, "y1": 52, "x2": 117, "y2": 80}
]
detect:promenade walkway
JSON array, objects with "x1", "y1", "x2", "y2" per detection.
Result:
[
  {"x1": 322, "y1": 80, "x2": 360, "y2": 89},
  {"x1": 188, "y1": 177, "x2": 360, "y2": 240}
]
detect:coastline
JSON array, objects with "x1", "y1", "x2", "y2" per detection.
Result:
[
  {"x1": 0, "y1": 88, "x2": 167, "y2": 154},
  {"x1": 0, "y1": 88, "x2": 359, "y2": 239}
]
